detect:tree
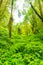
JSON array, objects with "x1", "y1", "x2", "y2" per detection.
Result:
[
  {"x1": 30, "y1": 2, "x2": 43, "y2": 22},
  {"x1": 0, "y1": 0, "x2": 3, "y2": 6},
  {"x1": 8, "y1": 0, "x2": 14, "y2": 38}
]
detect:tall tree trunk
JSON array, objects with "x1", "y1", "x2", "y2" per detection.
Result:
[{"x1": 8, "y1": 0, "x2": 13, "y2": 38}]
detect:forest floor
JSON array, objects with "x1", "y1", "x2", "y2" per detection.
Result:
[{"x1": 0, "y1": 26, "x2": 43, "y2": 65}]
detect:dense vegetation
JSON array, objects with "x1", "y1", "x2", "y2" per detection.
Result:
[{"x1": 0, "y1": 0, "x2": 43, "y2": 65}]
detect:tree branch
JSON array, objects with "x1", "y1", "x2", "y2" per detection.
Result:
[{"x1": 30, "y1": 3, "x2": 43, "y2": 22}]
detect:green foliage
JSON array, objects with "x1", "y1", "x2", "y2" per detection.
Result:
[{"x1": 0, "y1": 26, "x2": 43, "y2": 65}]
